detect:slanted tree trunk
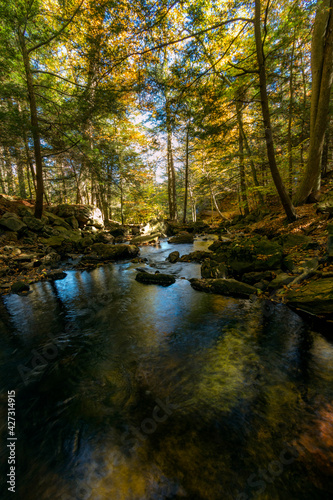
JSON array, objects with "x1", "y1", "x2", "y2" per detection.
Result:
[
  {"x1": 254, "y1": 0, "x2": 297, "y2": 220},
  {"x1": 19, "y1": 31, "x2": 44, "y2": 218},
  {"x1": 295, "y1": 0, "x2": 333, "y2": 204}
]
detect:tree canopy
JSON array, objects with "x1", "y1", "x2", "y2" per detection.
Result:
[{"x1": 0, "y1": 0, "x2": 331, "y2": 222}]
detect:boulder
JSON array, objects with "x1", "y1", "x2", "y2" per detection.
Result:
[
  {"x1": 17, "y1": 206, "x2": 33, "y2": 218},
  {"x1": 0, "y1": 212, "x2": 27, "y2": 233},
  {"x1": 267, "y1": 273, "x2": 295, "y2": 291},
  {"x1": 135, "y1": 271, "x2": 176, "y2": 286},
  {"x1": 53, "y1": 218, "x2": 72, "y2": 230},
  {"x1": 166, "y1": 221, "x2": 209, "y2": 236},
  {"x1": 131, "y1": 233, "x2": 161, "y2": 244},
  {"x1": 90, "y1": 243, "x2": 139, "y2": 260},
  {"x1": 22, "y1": 216, "x2": 44, "y2": 232},
  {"x1": 79, "y1": 206, "x2": 104, "y2": 229},
  {"x1": 93, "y1": 232, "x2": 115, "y2": 244},
  {"x1": 208, "y1": 238, "x2": 233, "y2": 252},
  {"x1": 190, "y1": 278, "x2": 257, "y2": 298},
  {"x1": 2, "y1": 246, "x2": 21, "y2": 256},
  {"x1": 168, "y1": 231, "x2": 194, "y2": 244},
  {"x1": 65, "y1": 216, "x2": 79, "y2": 229},
  {"x1": 201, "y1": 260, "x2": 227, "y2": 278},
  {"x1": 316, "y1": 192, "x2": 333, "y2": 215},
  {"x1": 13, "y1": 253, "x2": 38, "y2": 263},
  {"x1": 48, "y1": 205, "x2": 104, "y2": 229},
  {"x1": 55, "y1": 204, "x2": 75, "y2": 218},
  {"x1": 179, "y1": 251, "x2": 212, "y2": 262},
  {"x1": 242, "y1": 271, "x2": 274, "y2": 285},
  {"x1": 47, "y1": 270, "x2": 67, "y2": 281},
  {"x1": 167, "y1": 251, "x2": 180, "y2": 263},
  {"x1": 212, "y1": 236, "x2": 283, "y2": 275},
  {"x1": 40, "y1": 228, "x2": 82, "y2": 249},
  {"x1": 284, "y1": 278, "x2": 333, "y2": 316},
  {"x1": 277, "y1": 233, "x2": 318, "y2": 251},
  {"x1": 131, "y1": 257, "x2": 148, "y2": 263},
  {"x1": 41, "y1": 252, "x2": 61, "y2": 265},
  {"x1": 11, "y1": 281, "x2": 30, "y2": 294},
  {"x1": 79, "y1": 236, "x2": 94, "y2": 249},
  {"x1": 141, "y1": 219, "x2": 167, "y2": 235}
]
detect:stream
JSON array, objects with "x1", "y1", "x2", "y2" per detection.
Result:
[{"x1": 0, "y1": 238, "x2": 333, "y2": 499}]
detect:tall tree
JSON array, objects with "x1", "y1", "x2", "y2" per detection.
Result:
[
  {"x1": 254, "y1": 0, "x2": 297, "y2": 220},
  {"x1": 294, "y1": 0, "x2": 333, "y2": 204}
]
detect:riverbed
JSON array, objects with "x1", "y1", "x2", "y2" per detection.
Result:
[{"x1": 0, "y1": 238, "x2": 332, "y2": 499}]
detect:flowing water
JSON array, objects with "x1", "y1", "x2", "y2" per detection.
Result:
[{"x1": 0, "y1": 238, "x2": 333, "y2": 500}]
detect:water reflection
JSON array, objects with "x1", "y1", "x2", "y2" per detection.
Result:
[{"x1": 0, "y1": 240, "x2": 333, "y2": 499}]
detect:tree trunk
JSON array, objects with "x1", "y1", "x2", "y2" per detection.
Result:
[
  {"x1": 120, "y1": 176, "x2": 124, "y2": 225},
  {"x1": 4, "y1": 147, "x2": 14, "y2": 195},
  {"x1": 166, "y1": 99, "x2": 177, "y2": 220},
  {"x1": 15, "y1": 148, "x2": 27, "y2": 199},
  {"x1": 0, "y1": 151, "x2": 7, "y2": 194},
  {"x1": 238, "y1": 118, "x2": 264, "y2": 205},
  {"x1": 294, "y1": 0, "x2": 333, "y2": 204},
  {"x1": 19, "y1": 32, "x2": 44, "y2": 218},
  {"x1": 299, "y1": 50, "x2": 308, "y2": 177},
  {"x1": 254, "y1": 0, "x2": 297, "y2": 220},
  {"x1": 235, "y1": 90, "x2": 249, "y2": 215},
  {"x1": 321, "y1": 129, "x2": 330, "y2": 177},
  {"x1": 183, "y1": 126, "x2": 190, "y2": 223},
  {"x1": 189, "y1": 177, "x2": 196, "y2": 222},
  {"x1": 288, "y1": 33, "x2": 296, "y2": 198},
  {"x1": 107, "y1": 163, "x2": 113, "y2": 219}
]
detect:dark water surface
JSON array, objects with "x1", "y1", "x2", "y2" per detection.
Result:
[{"x1": 1, "y1": 239, "x2": 333, "y2": 499}]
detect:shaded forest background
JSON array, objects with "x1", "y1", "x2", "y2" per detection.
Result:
[{"x1": 1, "y1": 0, "x2": 333, "y2": 224}]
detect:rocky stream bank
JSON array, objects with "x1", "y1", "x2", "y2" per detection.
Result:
[{"x1": 1, "y1": 195, "x2": 333, "y2": 326}]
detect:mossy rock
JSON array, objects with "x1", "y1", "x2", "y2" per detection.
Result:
[
  {"x1": 277, "y1": 233, "x2": 317, "y2": 250},
  {"x1": 179, "y1": 251, "x2": 212, "y2": 263},
  {"x1": 22, "y1": 216, "x2": 44, "y2": 232},
  {"x1": 201, "y1": 260, "x2": 227, "y2": 278},
  {"x1": 167, "y1": 251, "x2": 179, "y2": 263},
  {"x1": 0, "y1": 212, "x2": 27, "y2": 233},
  {"x1": 242, "y1": 271, "x2": 274, "y2": 285},
  {"x1": 213, "y1": 236, "x2": 283, "y2": 274},
  {"x1": 65, "y1": 216, "x2": 79, "y2": 229},
  {"x1": 285, "y1": 278, "x2": 333, "y2": 316},
  {"x1": 267, "y1": 273, "x2": 294, "y2": 291},
  {"x1": 168, "y1": 231, "x2": 194, "y2": 244},
  {"x1": 135, "y1": 272, "x2": 175, "y2": 286},
  {"x1": 91, "y1": 243, "x2": 139, "y2": 260},
  {"x1": 190, "y1": 278, "x2": 257, "y2": 298},
  {"x1": 40, "y1": 228, "x2": 81, "y2": 248},
  {"x1": 131, "y1": 233, "x2": 161, "y2": 244},
  {"x1": 40, "y1": 235, "x2": 66, "y2": 248}
]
